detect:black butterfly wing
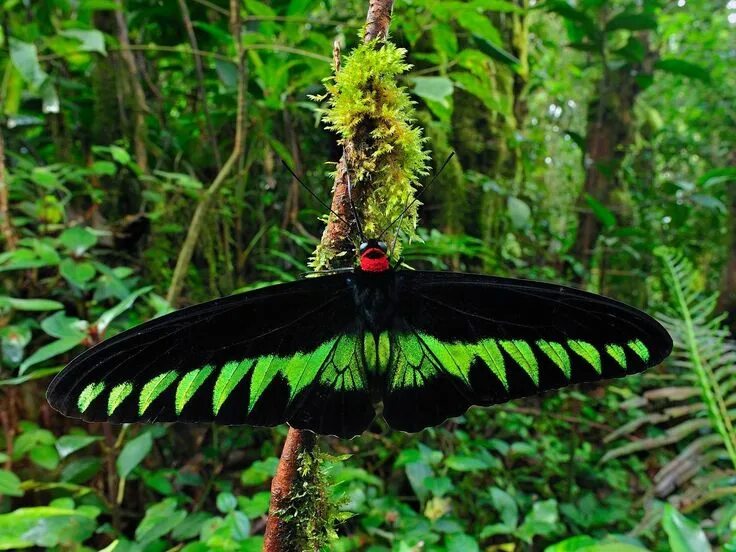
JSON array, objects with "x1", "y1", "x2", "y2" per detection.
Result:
[
  {"x1": 381, "y1": 271, "x2": 672, "y2": 432},
  {"x1": 47, "y1": 275, "x2": 375, "y2": 438}
]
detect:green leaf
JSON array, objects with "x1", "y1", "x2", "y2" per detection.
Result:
[
  {"x1": 60, "y1": 227, "x2": 98, "y2": 254},
  {"x1": 662, "y1": 504, "x2": 711, "y2": 552},
  {"x1": 135, "y1": 499, "x2": 187, "y2": 544},
  {"x1": 60, "y1": 259, "x2": 97, "y2": 287},
  {"x1": 241, "y1": 458, "x2": 278, "y2": 486},
  {"x1": 238, "y1": 492, "x2": 271, "y2": 519},
  {"x1": 474, "y1": 37, "x2": 521, "y2": 67},
  {"x1": 9, "y1": 38, "x2": 48, "y2": 89},
  {"x1": 19, "y1": 336, "x2": 84, "y2": 374},
  {"x1": 0, "y1": 469, "x2": 24, "y2": 497},
  {"x1": 29, "y1": 444, "x2": 60, "y2": 470},
  {"x1": 109, "y1": 145, "x2": 131, "y2": 165},
  {"x1": 445, "y1": 455, "x2": 487, "y2": 471},
  {"x1": 457, "y1": 10, "x2": 502, "y2": 45},
  {"x1": 59, "y1": 29, "x2": 106, "y2": 55},
  {"x1": 507, "y1": 196, "x2": 531, "y2": 229},
  {"x1": 117, "y1": 432, "x2": 153, "y2": 479},
  {"x1": 447, "y1": 534, "x2": 479, "y2": 552},
  {"x1": 41, "y1": 312, "x2": 88, "y2": 340},
  {"x1": 605, "y1": 13, "x2": 657, "y2": 32},
  {"x1": 411, "y1": 77, "x2": 454, "y2": 107},
  {"x1": 585, "y1": 194, "x2": 617, "y2": 229},
  {"x1": 56, "y1": 435, "x2": 100, "y2": 458},
  {"x1": 490, "y1": 487, "x2": 519, "y2": 528},
  {"x1": 96, "y1": 286, "x2": 153, "y2": 334},
  {"x1": 655, "y1": 59, "x2": 711, "y2": 83},
  {"x1": 0, "y1": 297, "x2": 64, "y2": 312},
  {"x1": 216, "y1": 492, "x2": 238, "y2": 513},
  {"x1": 0, "y1": 506, "x2": 97, "y2": 549}
]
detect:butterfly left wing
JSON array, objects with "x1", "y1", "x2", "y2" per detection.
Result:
[
  {"x1": 381, "y1": 270, "x2": 672, "y2": 432},
  {"x1": 47, "y1": 275, "x2": 375, "y2": 438}
]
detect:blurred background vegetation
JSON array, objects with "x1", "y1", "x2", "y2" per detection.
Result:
[{"x1": 0, "y1": 0, "x2": 735, "y2": 550}]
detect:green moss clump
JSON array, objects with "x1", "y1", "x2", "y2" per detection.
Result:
[{"x1": 311, "y1": 41, "x2": 429, "y2": 268}]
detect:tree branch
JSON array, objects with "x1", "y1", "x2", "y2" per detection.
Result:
[
  {"x1": 264, "y1": 2, "x2": 396, "y2": 549},
  {"x1": 166, "y1": 0, "x2": 247, "y2": 305},
  {"x1": 177, "y1": 0, "x2": 223, "y2": 168}
]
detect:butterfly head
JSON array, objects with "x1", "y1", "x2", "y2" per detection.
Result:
[{"x1": 359, "y1": 239, "x2": 390, "y2": 273}]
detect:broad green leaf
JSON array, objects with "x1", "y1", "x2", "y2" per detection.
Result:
[
  {"x1": 411, "y1": 77, "x2": 453, "y2": 107},
  {"x1": 605, "y1": 13, "x2": 657, "y2": 32},
  {"x1": 507, "y1": 196, "x2": 531, "y2": 229},
  {"x1": 445, "y1": 455, "x2": 487, "y2": 471},
  {"x1": 0, "y1": 297, "x2": 64, "y2": 312},
  {"x1": 585, "y1": 194, "x2": 617, "y2": 229},
  {"x1": 241, "y1": 457, "x2": 279, "y2": 486},
  {"x1": 9, "y1": 38, "x2": 48, "y2": 89},
  {"x1": 0, "y1": 506, "x2": 97, "y2": 549},
  {"x1": 56, "y1": 435, "x2": 100, "y2": 458},
  {"x1": 60, "y1": 259, "x2": 97, "y2": 287},
  {"x1": 135, "y1": 498, "x2": 187, "y2": 544},
  {"x1": 216, "y1": 492, "x2": 238, "y2": 513},
  {"x1": 29, "y1": 445, "x2": 60, "y2": 470},
  {"x1": 490, "y1": 487, "x2": 519, "y2": 528},
  {"x1": 662, "y1": 504, "x2": 711, "y2": 552},
  {"x1": 41, "y1": 312, "x2": 88, "y2": 339},
  {"x1": 60, "y1": 227, "x2": 98, "y2": 254},
  {"x1": 19, "y1": 335, "x2": 84, "y2": 374},
  {"x1": 0, "y1": 469, "x2": 24, "y2": 497},
  {"x1": 655, "y1": 59, "x2": 711, "y2": 83},
  {"x1": 117, "y1": 432, "x2": 153, "y2": 479},
  {"x1": 447, "y1": 534, "x2": 479, "y2": 552},
  {"x1": 96, "y1": 286, "x2": 153, "y2": 334},
  {"x1": 59, "y1": 29, "x2": 106, "y2": 55}
]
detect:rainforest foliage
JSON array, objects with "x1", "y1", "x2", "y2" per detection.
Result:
[{"x1": 1, "y1": 0, "x2": 735, "y2": 550}]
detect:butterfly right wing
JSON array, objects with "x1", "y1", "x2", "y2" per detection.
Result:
[{"x1": 47, "y1": 275, "x2": 375, "y2": 438}]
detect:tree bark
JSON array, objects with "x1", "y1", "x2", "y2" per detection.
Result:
[
  {"x1": 0, "y1": 126, "x2": 17, "y2": 250},
  {"x1": 263, "y1": 1, "x2": 396, "y2": 549}
]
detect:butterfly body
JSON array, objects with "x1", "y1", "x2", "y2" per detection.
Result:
[{"x1": 47, "y1": 234, "x2": 672, "y2": 438}]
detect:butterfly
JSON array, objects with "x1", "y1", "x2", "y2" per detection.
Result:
[{"x1": 46, "y1": 229, "x2": 672, "y2": 438}]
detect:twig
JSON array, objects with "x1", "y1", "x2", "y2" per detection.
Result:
[
  {"x1": 263, "y1": 1, "x2": 396, "y2": 549},
  {"x1": 0, "y1": 126, "x2": 17, "y2": 250},
  {"x1": 114, "y1": 0, "x2": 149, "y2": 173},
  {"x1": 166, "y1": 0, "x2": 247, "y2": 305},
  {"x1": 177, "y1": 0, "x2": 222, "y2": 168}
]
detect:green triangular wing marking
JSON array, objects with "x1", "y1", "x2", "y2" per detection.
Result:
[
  {"x1": 537, "y1": 340, "x2": 571, "y2": 379},
  {"x1": 108, "y1": 382, "x2": 133, "y2": 415},
  {"x1": 248, "y1": 356, "x2": 281, "y2": 413},
  {"x1": 176, "y1": 366, "x2": 214, "y2": 414},
  {"x1": 627, "y1": 339, "x2": 649, "y2": 363},
  {"x1": 283, "y1": 338, "x2": 337, "y2": 402},
  {"x1": 476, "y1": 339, "x2": 508, "y2": 390},
  {"x1": 139, "y1": 371, "x2": 178, "y2": 415},
  {"x1": 78, "y1": 382, "x2": 105, "y2": 413},
  {"x1": 213, "y1": 359, "x2": 252, "y2": 415},
  {"x1": 418, "y1": 334, "x2": 471, "y2": 386},
  {"x1": 499, "y1": 340, "x2": 539, "y2": 385},
  {"x1": 605, "y1": 344, "x2": 627, "y2": 369},
  {"x1": 568, "y1": 340, "x2": 602, "y2": 374}
]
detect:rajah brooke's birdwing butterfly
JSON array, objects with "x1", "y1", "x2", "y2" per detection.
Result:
[{"x1": 47, "y1": 237, "x2": 672, "y2": 438}]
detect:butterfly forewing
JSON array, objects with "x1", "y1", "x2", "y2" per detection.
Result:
[
  {"x1": 380, "y1": 271, "x2": 672, "y2": 432},
  {"x1": 46, "y1": 275, "x2": 374, "y2": 438}
]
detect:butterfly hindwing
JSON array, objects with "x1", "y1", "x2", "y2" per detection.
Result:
[
  {"x1": 46, "y1": 275, "x2": 374, "y2": 438},
  {"x1": 380, "y1": 271, "x2": 672, "y2": 432}
]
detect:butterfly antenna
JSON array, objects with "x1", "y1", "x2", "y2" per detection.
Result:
[
  {"x1": 343, "y1": 150, "x2": 366, "y2": 242},
  {"x1": 281, "y1": 159, "x2": 350, "y2": 227},
  {"x1": 378, "y1": 152, "x2": 455, "y2": 240}
]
